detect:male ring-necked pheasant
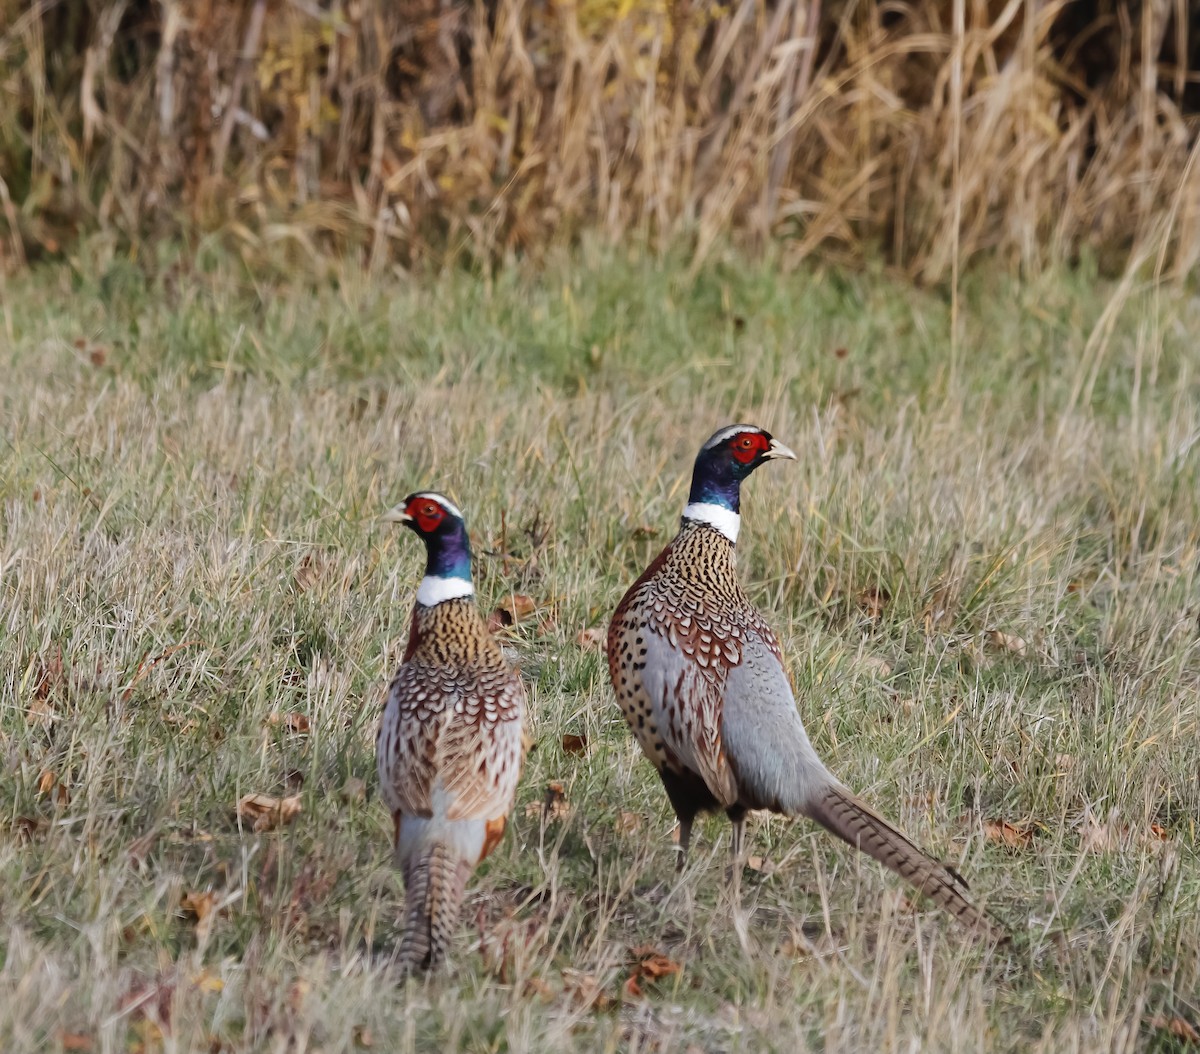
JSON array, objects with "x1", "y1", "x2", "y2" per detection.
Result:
[
  {"x1": 377, "y1": 492, "x2": 525, "y2": 972},
  {"x1": 608, "y1": 426, "x2": 1007, "y2": 940}
]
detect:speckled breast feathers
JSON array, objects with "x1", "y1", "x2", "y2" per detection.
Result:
[{"x1": 608, "y1": 521, "x2": 781, "y2": 808}]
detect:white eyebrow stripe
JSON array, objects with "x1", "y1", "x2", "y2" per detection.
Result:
[
  {"x1": 410, "y1": 491, "x2": 465, "y2": 520},
  {"x1": 701, "y1": 424, "x2": 757, "y2": 451}
]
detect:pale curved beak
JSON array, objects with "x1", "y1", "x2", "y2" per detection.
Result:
[
  {"x1": 765, "y1": 438, "x2": 797, "y2": 461},
  {"x1": 382, "y1": 505, "x2": 414, "y2": 524}
]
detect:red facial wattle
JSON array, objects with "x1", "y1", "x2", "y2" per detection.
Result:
[
  {"x1": 409, "y1": 499, "x2": 446, "y2": 533},
  {"x1": 730, "y1": 431, "x2": 770, "y2": 464}
]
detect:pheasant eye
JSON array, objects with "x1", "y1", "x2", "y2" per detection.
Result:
[
  {"x1": 409, "y1": 499, "x2": 446, "y2": 531},
  {"x1": 731, "y1": 432, "x2": 764, "y2": 463}
]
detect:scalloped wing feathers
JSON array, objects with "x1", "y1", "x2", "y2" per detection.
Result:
[{"x1": 378, "y1": 600, "x2": 525, "y2": 847}]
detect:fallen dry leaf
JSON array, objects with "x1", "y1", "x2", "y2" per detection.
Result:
[
  {"x1": 859, "y1": 655, "x2": 893, "y2": 679},
  {"x1": 525, "y1": 782, "x2": 570, "y2": 822},
  {"x1": 236, "y1": 793, "x2": 302, "y2": 832},
  {"x1": 487, "y1": 594, "x2": 537, "y2": 633},
  {"x1": 339, "y1": 776, "x2": 367, "y2": 804},
  {"x1": 128, "y1": 1017, "x2": 164, "y2": 1053},
  {"x1": 856, "y1": 585, "x2": 891, "y2": 621},
  {"x1": 561, "y1": 733, "x2": 588, "y2": 755},
  {"x1": 561, "y1": 969, "x2": 613, "y2": 1011},
  {"x1": 522, "y1": 976, "x2": 555, "y2": 1000},
  {"x1": 1080, "y1": 815, "x2": 1120, "y2": 853},
  {"x1": 14, "y1": 815, "x2": 46, "y2": 843},
  {"x1": 986, "y1": 629, "x2": 1029, "y2": 658},
  {"x1": 615, "y1": 811, "x2": 641, "y2": 835},
  {"x1": 161, "y1": 714, "x2": 200, "y2": 735},
  {"x1": 293, "y1": 553, "x2": 323, "y2": 592},
  {"x1": 121, "y1": 640, "x2": 204, "y2": 702},
  {"x1": 745, "y1": 854, "x2": 777, "y2": 874},
  {"x1": 180, "y1": 889, "x2": 219, "y2": 943},
  {"x1": 981, "y1": 818, "x2": 1033, "y2": 849},
  {"x1": 266, "y1": 712, "x2": 310, "y2": 734},
  {"x1": 575, "y1": 627, "x2": 605, "y2": 651},
  {"x1": 624, "y1": 946, "x2": 682, "y2": 999},
  {"x1": 544, "y1": 781, "x2": 570, "y2": 820},
  {"x1": 37, "y1": 769, "x2": 70, "y2": 805},
  {"x1": 191, "y1": 969, "x2": 225, "y2": 993},
  {"x1": 922, "y1": 581, "x2": 959, "y2": 632},
  {"x1": 169, "y1": 826, "x2": 214, "y2": 845},
  {"x1": 127, "y1": 830, "x2": 159, "y2": 868},
  {"x1": 1147, "y1": 1015, "x2": 1200, "y2": 1045},
  {"x1": 119, "y1": 976, "x2": 175, "y2": 1032},
  {"x1": 501, "y1": 597, "x2": 535, "y2": 624},
  {"x1": 28, "y1": 648, "x2": 66, "y2": 723},
  {"x1": 55, "y1": 1032, "x2": 93, "y2": 1052},
  {"x1": 180, "y1": 890, "x2": 216, "y2": 922},
  {"x1": 1081, "y1": 815, "x2": 1170, "y2": 853},
  {"x1": 634, "y1": 950, "x2": 682, "y2": 980}
]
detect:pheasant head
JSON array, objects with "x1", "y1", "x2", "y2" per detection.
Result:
[
  {"x1": 683, "y1": 425, "x2": 796, "y2": 542},
  {"x1": 384, "y1": 491, "x2": 475, "y2": 606}
]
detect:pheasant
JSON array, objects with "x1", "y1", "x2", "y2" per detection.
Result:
[
  {"x1": 608, "y1": 425, "x2": 1007, "y2": 940},
  {"x1": 377, "y1": 491, "x2": 525, "y2": 972}
]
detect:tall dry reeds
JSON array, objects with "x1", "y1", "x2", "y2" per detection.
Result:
[{"x1": 0, "y1": 0, "x2": 1197, "y2": 278}]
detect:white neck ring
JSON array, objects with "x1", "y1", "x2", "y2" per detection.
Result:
[
  {"x1": 416, "y1": 575, "x2": 475, "y2": 606},
  {"x1": 681, "y1": 502, "x2": 740, "y2": 543}
]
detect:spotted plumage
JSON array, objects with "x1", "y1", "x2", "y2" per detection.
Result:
[
  {"x1": 377, "y1": 492, "x2": 525, "y2": 973},
  {"x1": 608, "y1": 426, "x2": 1008, "y2": 941}
]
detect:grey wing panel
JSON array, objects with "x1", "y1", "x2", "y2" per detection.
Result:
[{"x1": 719, "y1": 636, "x2": 832, "y2": 814}]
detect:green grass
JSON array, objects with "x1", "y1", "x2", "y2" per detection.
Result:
[{"x1": 2, "y1": 240, "x2": 1199, "y2": 1052}]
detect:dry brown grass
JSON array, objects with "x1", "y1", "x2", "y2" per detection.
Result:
[
  {"x1": 1, "y1": 0, "x2": 1197, "y2": 277},
  {"x1": 2, "y1": 247, "x2": 1200, "y2": 1051}
]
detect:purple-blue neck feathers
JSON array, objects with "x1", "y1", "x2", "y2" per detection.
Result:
[
  {"x1": 688, "y1": 444, "x2": 750, "y2": 513},
  {"x1": 422, "y1": 516, "x2": 473, "y2": 584}
]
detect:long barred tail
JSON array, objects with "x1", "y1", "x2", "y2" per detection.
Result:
[
  {"x1": 805, "y1": 784, "x2": 1010, "y2": 943},
  {"x1": 397, "y1": 842, "x2": 471, "y2": 973}
]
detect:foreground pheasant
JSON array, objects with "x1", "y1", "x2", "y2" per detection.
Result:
[
  {"x1": 608, "y1": 425, "x2": 1007, "y2": 940},
  {"x1": 377, "y1": 492, "x2": 525, "y2": 972}
]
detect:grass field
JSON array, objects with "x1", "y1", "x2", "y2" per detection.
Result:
[{"x1": 2, "y1": 242, "x2": 1199, "y2": 1052}]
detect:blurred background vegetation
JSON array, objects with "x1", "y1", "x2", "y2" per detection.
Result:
[{"x1": 1, "y1": 0, "x2": 1197, "y2": 280}]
